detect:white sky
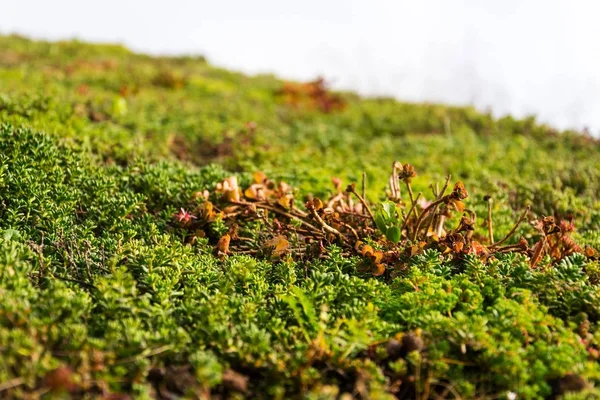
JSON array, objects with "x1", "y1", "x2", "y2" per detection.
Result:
[{"x1": 2, "y1": 0, "x2": 600, "y2": 133}]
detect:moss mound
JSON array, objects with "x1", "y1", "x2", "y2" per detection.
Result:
[{"x1": 1, "y1": 35, "x2": 600, "y2": 399}]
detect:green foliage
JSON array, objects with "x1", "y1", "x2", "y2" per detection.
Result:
[
  {"x1": 375, "y1": 201, "x2": 402, "y2": 243},
  {"x1": 0, "y1": 35, "x2": 600, "y2": 399}
]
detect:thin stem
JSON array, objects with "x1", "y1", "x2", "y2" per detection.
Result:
[
  {"x1": 389, "y1": 161, "x2": 402, "y2": 200},
  {"x1": 338, "y1": 220, "x2": 360, "y2": 240},
  {"x1": 406, "y1": 181, "x2": 416, "y2": 207},
  {"x1": 361, "y1": 171, "x2": 367, "y2": 202},
  {"x1": 438, "y1": 174, "x2": 452, "y2": 200},
  {"x1": 435, "y1": 215, "x2": 446, "y2": 238},
  {"x1": 424, "y1": 205, "x2": 439, "y2": 238},
  {"x1": 233, "y1": 201, "x2": 321, "y2": 234},
  {"x1": 412, "y1": 198, "x2": 446, "y2": 241},
  {"x1": 487, "y1": 197, "x2": 494, "y2": 244},
  {"x1": 308, "y1": 208, "x2": 346, "y2": 242},
  {"x1": 347, "y1": 185, "x2": 376, "y2": 224},
  {"x1": 489, "y1": 206, "x2": 530, "y2": 249},
  {"x1": 401, "y1": 192, "x2": 422, "y2": 239},
  {"x1": 421, "y1": 175, "x2": 451, "y2": 238}
]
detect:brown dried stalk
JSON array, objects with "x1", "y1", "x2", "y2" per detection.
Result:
[
  {"x1": 489, "y1": 206, "x2": 530, "y2": 249},
  {"x1": 346, "y1": 184, "x2": 376, "y2": 224},
  {"x1": 412, "y1": 197, "x2": 446, "y2": 241},
  {"x1": 486, "y1": 196, "x2": 494, "y2": 244},
  {"x1": 232, "y1": 201, "x2": 321, "y2": 234},
  {"x1": 389, "y1": 161, "x2": 402, "y2": 200},
  {"x1": 401, "y1": 191, "x2": 422, "y2": 239},
  {"x1": 306, "y1": 203, "x2": 346, "y2": 242}
]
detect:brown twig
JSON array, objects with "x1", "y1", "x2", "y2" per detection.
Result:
[
  {"x1": 438, "y1": 174, "x2": 452, "y2": 200},
  {"x1": 308, "y1": 208, "x2": 346, "y2": 242},
  {"x1": 389, "y1": 161, "x2": 402, "y2": 200},
  {"x1": 405, "y1": 181, "x2": 416, "y2": 208},
  {"x1": 486, "y1": 196, "x2": 494, "y2": 244},
  {"x1": 337, "y1": 220, "x2": 360, "y2": 240},
  {"x1": 401, "y1": 192, "x2": 422, "y2": 239},
  {"x1": 233, "y1": 201, "x2": 321, "y2": 234},
  {"x1": 362, "y1": 171, "x2": 367, "y2": 201},
  {"x1": 489, "y1": 206, "x2": 530, "y2": 249},
  {"x1": 417, "y1": 175, "x2": 452, "y2": 239},
  {"x1": 435, "y1": 214, "x2": 447, "y2": 238},
  {"x1": 424, "y1": 208, "x2": 439, "y2": 239},
  {"x1": 412, "y1": 198, "x2": 446, "y2": 241},
  {"x1": 346, "y1": 184, "x2": 376, "y2": 224}
]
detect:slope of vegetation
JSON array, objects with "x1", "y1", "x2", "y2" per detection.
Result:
[{"x1": 1, "y1": 34, "x2": 600, "y2": 399}]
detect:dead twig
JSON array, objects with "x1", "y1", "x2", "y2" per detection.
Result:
[
  {"x1": 401, "y1": 192, "x2": 422, "y2": 239},
  {"x1": 486, "y1": 196, "x2": 494, "y2": 244},
  {"x1": 307, "y1": 203, "x2": 346, "y2": 242},
  {"x1": 346, "y1": 184, "x2": 376, "y2": 225},
  {"x1": 489, "y1": 206, "x2": 530, "y2": 249}
]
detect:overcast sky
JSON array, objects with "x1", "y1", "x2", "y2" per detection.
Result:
[{"x1": 2, "y1": 0, "x2": 600, "y2": 134}]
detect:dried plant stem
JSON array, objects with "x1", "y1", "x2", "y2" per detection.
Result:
[
  {"x1": 234, "y1": 201, "x2": 321, "y2": 234},
  {"x1": 308, "y1": 208, "x2": 345, "y2": 242},
  {"x1": 424, "y1": 206, "x2": 439, "y2": 237},
  {"x1": 347, "y1": 185, "x2": 376, "y2": 224},
  {"x1": 487, "y1": 197, "x2": 494, "y2": 244},
  {"x1": 389, "y1": 161, "x2": 402, "y2": 200},
  {"x1": 464, "y1": 208, "x2": 476, "y2": 225},
  {"x1": 489, "y1": 206, "x2": 530, "y2": 249},
  {"x1": 294, "y1": 228, "x2": 325, "y2": 238},
  {"x1": 530, "y1": 236, "x2": 547, "y2": 268},
  {"x1": 401, "y1": 192, "x2": 422, "y2": 238},
  {"x1": 338, "y1": 220, "x2": 360, "y2": 240},
  {"x1": 55, "y1": 275, "x2": 97, "y2": 291},
  {"x1": 235, "y1": 247, "x2": 307, "y2": 255},
  {"x1": 435, "y1": 215, "x2": 446, "y2": 238},
  {"x1": 362, "y1": 171, "x2": 367, "y2": 201},
  {"x1": 438, "y1": 175, "x2": 452, "y2": 200},
  {"x1": 337, "y1": 211, "x2": 370, "y2": 219},
  {"x1": 419, "y1": 175, "x2": 451, "y2": 239},
  {"x1": 430, "y1": 182, "x2": 439, "y2": 198},
  {"x1": 412, "y1": 198, "x2": 446, "y2": 241},
  {"x1": 405, "y1": 181, "x2": 416, "y2": 207},
  {"x1": 493, "y1": 244, "x2": 527, "y2": 253}
]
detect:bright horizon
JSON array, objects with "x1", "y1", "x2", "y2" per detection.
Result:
[{"x1": 2, "y1": 0, "x2": 600, "y2": 134}]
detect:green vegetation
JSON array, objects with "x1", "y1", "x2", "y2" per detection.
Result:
[{"x1": 1, "y1": 34, "x2": 600, "y2": 399}]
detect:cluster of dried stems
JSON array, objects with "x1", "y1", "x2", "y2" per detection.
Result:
[{"x1": 174, "y1": 162, "x2": 590, "y2": 274}]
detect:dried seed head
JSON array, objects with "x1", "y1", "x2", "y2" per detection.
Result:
[
  {"x1": 542, "y1": 216, "x2": 560, "y2": 235},
  {"x1": 451, "y1": 181, "x2": 469, "y2": 200},
  {"x1": 398, "y1": 164, "x2": 417, "y2": 182}
]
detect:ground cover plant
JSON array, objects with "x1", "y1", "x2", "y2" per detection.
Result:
[{"x1": 1, "y1": 34, "x2": 600, "y2": 399}]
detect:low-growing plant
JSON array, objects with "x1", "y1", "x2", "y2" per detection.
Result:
[{"x1": 1, "y1": 35, "x2": 600, "y2": 399}]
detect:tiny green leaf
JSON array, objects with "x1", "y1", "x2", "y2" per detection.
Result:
[
  {"x1": 386, "y1": 226, "x2": 401, "y2": 243},
  {"x1": 381, "y1": 201, "x2": 396, "y2": 219},
  {"x1": 375, "y1": 214, "x2": 388, "y2": 234}
]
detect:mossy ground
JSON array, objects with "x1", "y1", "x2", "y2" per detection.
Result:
[{"x1": 1, "y1": 35, "x2": 600, "y2": 399}]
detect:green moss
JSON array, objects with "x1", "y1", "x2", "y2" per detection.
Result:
[{"x1": 0, "y1": 35, "x2": 600, "y2": 399}]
